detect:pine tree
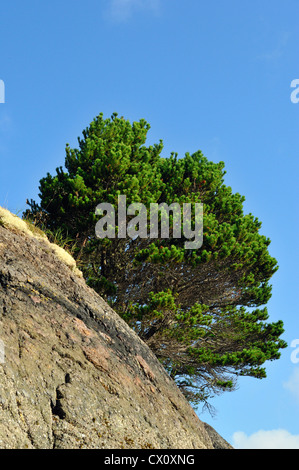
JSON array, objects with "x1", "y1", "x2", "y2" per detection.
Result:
[{"x1": 24, "y1": 112, "x2": 287, "y2": 408}]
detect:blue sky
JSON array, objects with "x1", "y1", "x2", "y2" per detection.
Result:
[{"x1": 0, "y1": 0, "x2": 298, "y2": 448}]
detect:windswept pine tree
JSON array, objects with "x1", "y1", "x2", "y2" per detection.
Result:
[{"x1": 25, "y1": 112, "x2": 287, "y2": 409}]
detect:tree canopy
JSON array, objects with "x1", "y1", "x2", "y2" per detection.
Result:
[{"x1": 25, "y1": 112, "x2": 287, "y2": 409}]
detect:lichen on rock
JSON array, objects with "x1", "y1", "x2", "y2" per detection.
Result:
[{"x1": 0, "y1": 206, "x2": 82, "y2": 277}]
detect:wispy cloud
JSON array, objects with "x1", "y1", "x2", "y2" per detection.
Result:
[
  {"x1": 0, "y1": 114, "x2": 12, "y2": 133},
  {"x1": 283, "y1": 368, "x2": 299, "y2": 402},
  {"x1": 258, "y1": 31, "x2": 290, "y2": 62},
  {"x1": 232, "y1": 429, "x2": 299, "y2": 449},
  {"x1": 106, "y1": 0, "x2": 160, "y2": 23}
]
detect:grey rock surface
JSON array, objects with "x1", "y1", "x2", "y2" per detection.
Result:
[{"x1": 0, "y1": 217, "x2": 232, "y2": 449}]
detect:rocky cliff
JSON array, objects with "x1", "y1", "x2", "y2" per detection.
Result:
[{"x1": 0, "y1": 207, "x2": 232, "y2": 449}]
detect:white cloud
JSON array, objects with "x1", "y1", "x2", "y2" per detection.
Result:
[
  {"x1": 232, "y1": 429, "x2": 299, "y2": 449},
  {"x1": 283, "y1": 368, "x2": 299, "y2": 402},
  {"x1": 106, "y1": 0, "x2": 160, "y2": 22}
]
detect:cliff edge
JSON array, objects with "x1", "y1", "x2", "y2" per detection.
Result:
[{"x1": 0, "y1": 207, "x2": 232, "y2": 449}]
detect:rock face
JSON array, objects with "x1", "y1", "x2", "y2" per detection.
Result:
[{"x1": 0, "y1": 209, "x2": 232, "y2": 449}]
